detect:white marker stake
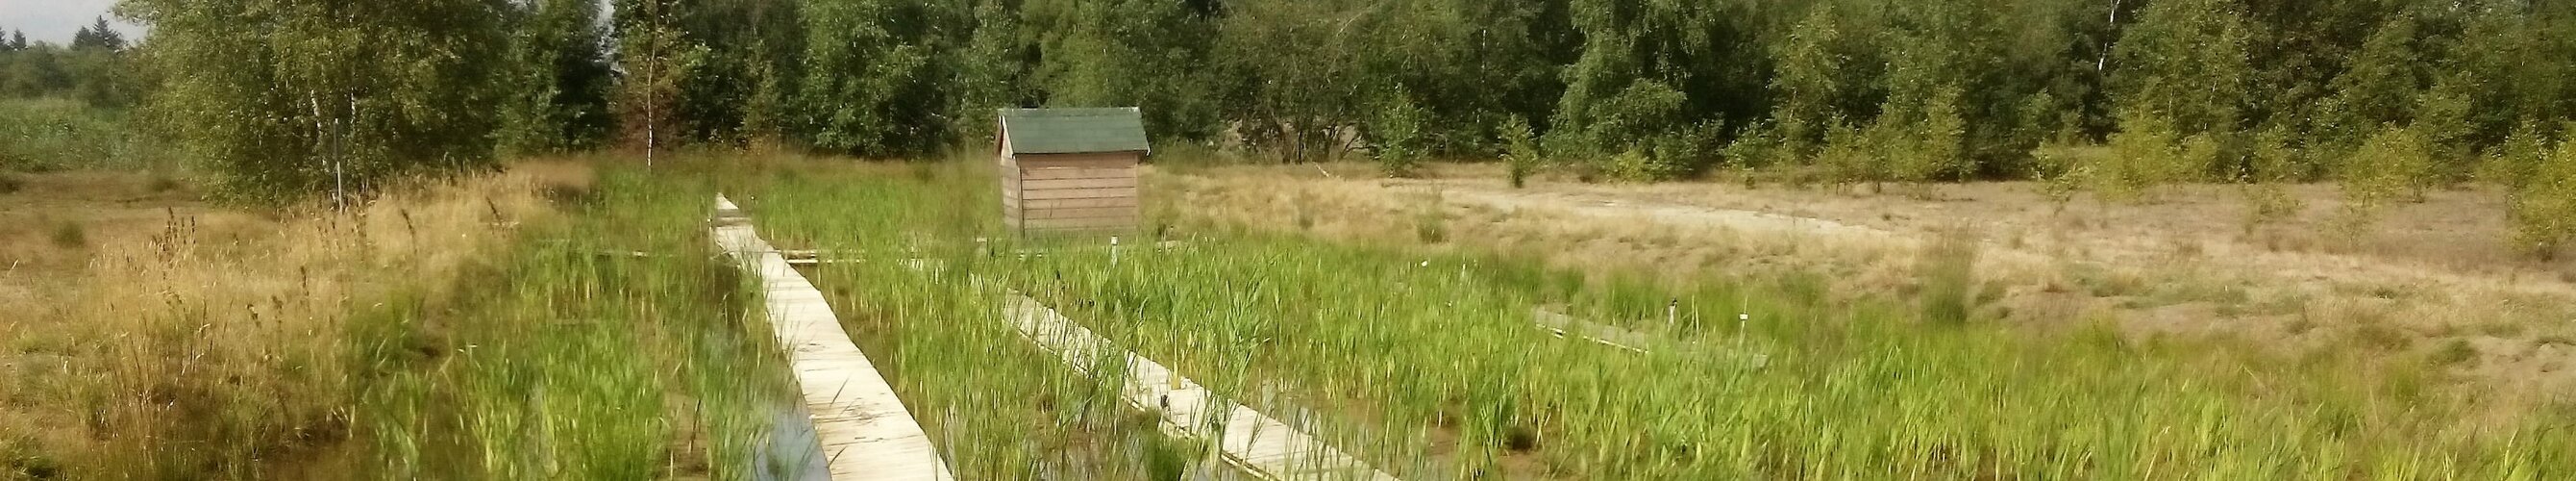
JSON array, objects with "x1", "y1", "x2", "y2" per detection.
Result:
[
  {"x1": 1110, "y1": 236, "x2": 1121, "y2": 266},
  {"x1": 1667, "y1": 298, "x2": 1679, "y2": 331},
  {"x1": 1738, "y1": 312, "x2": 1750, "y2": 354}
]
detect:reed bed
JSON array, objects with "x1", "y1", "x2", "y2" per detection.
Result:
[
  {"x1": 350, "y1": 163, "x2": 791, "y2": 479},
  {"x1": 745, "y1": 157, "x2": 2573, "y2": 479},
  {"x1": 744, "y1": 161, "x2": 1209, "y2": 479}
]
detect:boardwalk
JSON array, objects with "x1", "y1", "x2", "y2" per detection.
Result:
[
  {"x1": 998, "y1": 292, "x2": 1400, "y2": 481},
  {"x1": 713, "y1": 195, "x2": 955, "y2": 481},
  {"x1": 1531, "y1": 307, "x2": 1771, "y2": 368}
]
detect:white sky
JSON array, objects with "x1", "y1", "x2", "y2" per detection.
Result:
[{"x1": 0, "y1": 0, "x2": 148, "y2": 44}]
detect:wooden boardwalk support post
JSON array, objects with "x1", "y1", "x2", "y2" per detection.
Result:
[{"x1": 713, "y1": 195, "x2": 955, "y2": 481}]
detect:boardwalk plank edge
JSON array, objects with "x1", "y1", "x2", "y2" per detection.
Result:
[
  {"x1": 713, "y1": 194, "x2": 956, "y2": 481},
  {"x1": 989, "y1": 286, "x2": 1401, "y2": 481}
]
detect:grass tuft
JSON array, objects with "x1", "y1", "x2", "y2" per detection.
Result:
[
  {"x1": 48, "y1": 220, "x2": 84, "y2": 248},
  {"x1": 1917, "y1": 226, "x2": 1981, "y2": 325}
]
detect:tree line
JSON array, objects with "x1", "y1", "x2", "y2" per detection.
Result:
[
  {"x1": 0, "y1": 18, "x2": 141, "y2": 107},
  {"x1": 70, "y1": 0, "x2": 2576, "y2": 246}
]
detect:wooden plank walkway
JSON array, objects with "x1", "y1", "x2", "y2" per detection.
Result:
[
  {"x1": 997, "y1": 291, "x2": 1400, "y2": 481},
  {"x1": 1531, "y1": 308, "x2": 1653, "y2": 353},
  {"x1": 1531, "y1": 307, "x2": 1771, "y2": 368},
  {"x1": 714, "y1": 195, "x2": 956, "y2": 481}
]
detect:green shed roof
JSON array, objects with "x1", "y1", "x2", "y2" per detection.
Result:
[{"x1": 999, "y1": 108, "x2": 1152, "y2": 155}]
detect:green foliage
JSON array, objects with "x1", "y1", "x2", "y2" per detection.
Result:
[
  {"x1": 0, "y1": 38, "x2": 146, "y2": 108},
  {"x1": 125, "y1": 0, "x2": 513, "y2": 203},
  {"x1": 1917, "y1": 227, "x2": 1980, "y2": 325},
  {"x1": 2113, "y1": 0, "x2": 2253, "y2": 137},
  {"x1": 2242, "y1": 127, "x2": 2307, "y2": 225},
  {"x1": 2316, "y1": 13, "x2": 2426, "y2": 150},
  {"x1": 2506, "y1": 136, "x2": 2576, "y2": 259},
  {"x1": 497, "y1": 0, "x2": 616, "y2": 154},
  {"x1": 615, "y1": 0, "x2": 711, "y2": 157},
  {"x1": 0, "y1": 98, "x2": 169, "y2": 171},
  {"x1": 2094, "y1": 111, "x2": 2195, "y2": 201},
  {"x1": 2029, "y1": 141, "x2": 2099, "y2": 203},
  {"x1": 2337, "y1": 125, "x2": 2439, "y2": 232},
  {"x1": 1501, "y1": 115, "x2": 1542, "y2": 189},
  {"x1": 1032, "y1": 0, "x2": 1226, "y2": 144},
  {"x1": 1721, "y1": 122, "x2": 1790, "y2": 171},
  {"x1": 2410, "y1": 78, "x2": 2475, "y2": 177},
  {"x1": 792, "y1": 0, "x2": 967, "y2": 157},
  {"x1": 1369, "y1": 97, "x2": 1426, "y2": 178},
  {"x1": 1879, "y1": 84, "x2": 1969, "y2": 183},
  {"x1": 2482, "y1": 122, "x2": 2555, "y2": 191},
  {"x1": 1768, "y1": 4, "x2": 1861, "y2": 158},
  {"x1": 1817, "y1": 121, "x2": 1879, "y2": 184}
]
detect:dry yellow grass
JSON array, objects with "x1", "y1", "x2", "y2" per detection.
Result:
[{"x1": 0, "y1": 163, "x2": 585, "y2": 478}]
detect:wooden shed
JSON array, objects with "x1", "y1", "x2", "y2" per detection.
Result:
[{"x1": 998, "y1": 108, "x2": 1149, "y2": 236}]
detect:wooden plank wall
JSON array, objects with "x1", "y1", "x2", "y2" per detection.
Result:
[{"x1": 1004, "y1": 153, "x2": 1139, "y2": 235}]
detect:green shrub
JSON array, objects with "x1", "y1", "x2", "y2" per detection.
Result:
[
  {"x1": 1500, "y1": 116, "x2": 1541, "y2": 189},
  {"x1": 2241, "y1": 129, "x2": 2306, "y2": 227},
  {"x1": 1817, "y1": 122, "x2": 1879, "y2": 185},
  {"x1": 2338, "y1": 125, "x2": 2438, "y2": 234},
  {"x1": 2097, "y1": 112, "x2": 2198, "y2": 202},
  {"x1": 1721, "y1": 122, "x2": 1790, "y2": 171},
  {"x1": 2480, "y1": 122, "x2": 2552, "y2": 191},
  {"x1": 2029, "y1": 142, "x2": 2100, "y2": 203},
  {"x1": 2507, "y1": 137, "x2": 2576, "y2": 259},
  {"x1": 1882, "y1": 86, "x2": 1969, "y2": 184},
  {"x1": 1601, "y1": 148, "x2": 1661, "y2": 182},
  {"x1": 1369, "y1": 99, "x2": 1426, "y2": 178}
]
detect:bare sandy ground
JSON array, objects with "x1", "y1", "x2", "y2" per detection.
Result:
[{"x1": 1155, "y1": 163, "x2": 2576, "y2": 404}]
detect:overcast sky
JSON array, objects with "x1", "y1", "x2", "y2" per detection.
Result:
[{"x1": 0, "y1": 0, "x2": 148, "y2": 44}]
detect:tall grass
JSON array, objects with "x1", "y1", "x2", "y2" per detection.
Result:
[
  {"x1": 0, "y1": 98, "x2": 172, "y2": 172},
  {"x1": 736, "y1": 158, "x2": 2575, "y2": 479},
  {"x1": 742, "y1": 158, "x2": 1208, "y2": 478},
  {"x1": 11, "y1": 163, "x2": 559, "y2": 478},
  {"x1": 350, "y1": 163, "x2": 789, "y2": 479},
  {"x1": 1006, "y1": 229, "x2": 2574, "y2": 478}
]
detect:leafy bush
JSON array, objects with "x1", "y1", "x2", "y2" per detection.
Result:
[
  {"x1": 1500, "y1": 115, "x2": 1541, "y2": 189},
  {"x1": 2348, "y1": 126, "x2": 2439, "y2": 201},
  {"x1": 1817, "y1": 122, "x2": 1880, "y2": 185},
  {"x1": 1720, "y1": 122, "x2": 1790, "y2": 171},
  {"x1": 1881, "y1": 86, "x2": 1969, "y2": 184},
  {"x1": 2480, "y1": 122, "x2": 2553, "y2": 191},
  {"x1": 2097, "y1": 112, "x2": 2192, "y2": 202},
  {"x1": 2241, "y1": 128, "x2": 2306, "y2": 226},
  {"x1": 2029, "y1": 141, "x2": 2099, "y2": 203},
  {"x1": 1369, "y1": 98, "x2": 1426, "y2": 178},
  {"x1": 2507, "y1": 136, "x2": 2576, "y2": 259},
  {"x1": 2339, "y1": 126, "x2": 2438, "y2": 233}
]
